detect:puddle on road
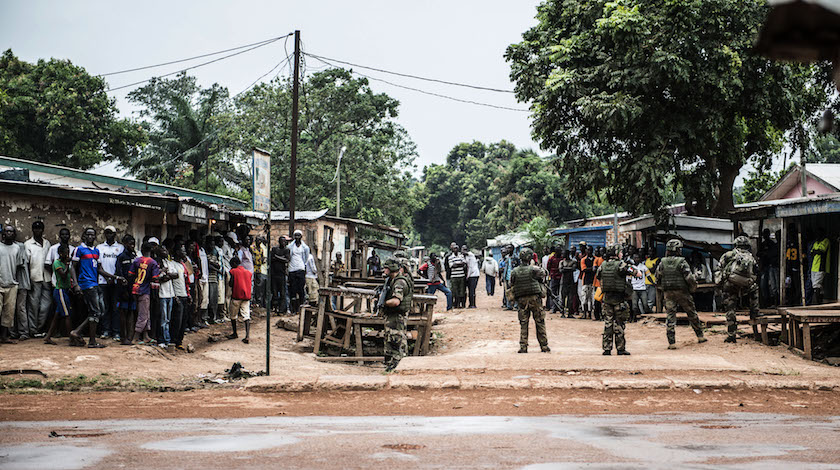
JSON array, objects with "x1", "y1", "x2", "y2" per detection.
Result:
[
  {"x1": 0, "y1": 444, "x2": 110, "y2": 470},
  {"x1": 140, "y1": 433, "x2": 299, "y2": 452}
]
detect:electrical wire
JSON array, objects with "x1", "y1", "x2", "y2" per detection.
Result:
[
  {"x1": 106, "y1": 35, "x2": 290, "y2": 93},
  {"x1": 308, "y1": 55, "x2": 528, "y2": 112},
  {"x1": 99, "y1": 33, "x2": 293, "y2": 77},
  {"x1": 304, "y1": 52, "x2": 515, "y2": 94}
]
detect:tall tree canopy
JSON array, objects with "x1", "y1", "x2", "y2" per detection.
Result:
[
  {"x1": 126, "y1": 73, "x2": 246, "y2": 197},
  {"x1": 414, "y1": 140, "x2": 600, "y2": 248},
  {"x1": 506, "y1": 0, "x2": 833, "y2": 217},
  {"x1": 224, "y1": 68, "x2": 418, "y2": 229},
  {"x1": 0, "y1": 49, "x2": 143, "y2": 169}
]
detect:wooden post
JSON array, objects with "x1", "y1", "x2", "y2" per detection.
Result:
[{"x1": 798, "y1": 221, "x2": 806, "y2": 306}]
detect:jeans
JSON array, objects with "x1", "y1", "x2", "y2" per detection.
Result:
[
  {"x1": 760, "y1": 266, "x2": 780, "y2": 307},
  {"x1": 485, "y1": 275, "x2": 495, "y2": 296},
  {"x1": 288, "y1": 270, "x2": 306, "y2": 312},
  {"x1": 549, "y1": 278, "x2": 562, "y2": 312},
  {"x1": 97, "y1": 283, "x2": 119, "y2": 335},
  {"x1": 631, "y1": 289, "x2": 649, "y2": 319},
  {"x1": 427, "y1": 283, "x2": 453, "y2": 310},
  {"x1": 254, "y1": 273, "x2": 268, "y2": 307},
  {"x1": 271, "y1": 272, "x2": 288, "y2": 312},
  {"x1": 645, "y1": 285, "x2": 657, "y2": 312},
  {"x1": 467, "y1": 276, "x2": 479, "y2": 307},
  {"x1": 207, "y1": 281, "x2": 219, "y2": 322},
  {"x1": 560, "y1": 283, "x2": 574, "y2": 315},
  {"x1": 27, "y1": 281, "x2": 51, "y2": 335},
  {"x1": 172, "y1": 296, "x2": 189, "y2": 346},
  {"x1": 159, "y1": 297, "x2": 174, "y2": 344},
  {"x1": 14, "y1": 288, "x2": 28, "y2": 337}
]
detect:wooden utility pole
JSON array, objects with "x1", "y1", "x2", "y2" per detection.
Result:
[{"x1": 289, "y1": 29, "x2": 301, "y2": 237}]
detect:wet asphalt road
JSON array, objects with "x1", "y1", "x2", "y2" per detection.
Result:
[{"x1": 2, "y1": 413, "x2": 839, "y2": 469}]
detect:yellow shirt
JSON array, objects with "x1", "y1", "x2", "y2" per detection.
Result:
[
  {"x1": 644, "y1": 257, "x2": 658, "y2": 285},
  {"x1": 811, "y1": 238, "x2": 831, "y2": 273}
]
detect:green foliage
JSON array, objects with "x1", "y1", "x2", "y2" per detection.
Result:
[
  {"x1": 0, "y1": 49, "x2": 144, "y2": 169},
  {"x1": 812, "y1": 133, "x2": 840, "y2": 163},
  {"x1": 520, "y1": 215, "x2": 553, "y2": 255},
  {"x1": 506, "y1": 0, "x2": 833, "y2": 217},
  {"x1": 735, "y1": 168, "x2": 782, "y2": 204},
  {"x1": 224, "y1": 68, "x2": 418, "y2": 229},
  {"x1": 414, "y1": 140, "x2": 586, "y2": 248},
  {"x1": 126, "y1": 73, "x2": 247, "y2": 199}
]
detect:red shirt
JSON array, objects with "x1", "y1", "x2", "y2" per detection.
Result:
[{"x1": 230, "y1": 266, "x2": 253, "y2": 300}]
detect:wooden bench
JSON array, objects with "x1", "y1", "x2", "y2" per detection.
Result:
[{"x1": 779, "y1": 303, "x2": 840, "y2": 360}]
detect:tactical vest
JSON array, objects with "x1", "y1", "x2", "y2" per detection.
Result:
[
  {"x1": 660, "y1": 256, "x2": 688, "y2": 291},
  {"x1": 600, "y1": 260, "x2": 626, "y2": 294},
  {"x1": 512, "y1": 265, "x2": 542, "y2": 298},
  {"x1": 384, "y1": 275, "x2": 413, "y2": 316}
]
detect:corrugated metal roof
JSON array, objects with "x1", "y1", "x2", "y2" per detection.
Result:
[
  {"x1": 269, "y1": 209, "x2": 329, "y2": 221},
  {"x1": 807, "y1": 163, "x2": 840, "y2": 190},
  {"x1": 552, "y1": 225, "x2": 613, "y2": 235}
]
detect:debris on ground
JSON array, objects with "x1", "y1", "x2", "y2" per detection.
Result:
[
  {"x1": 225, "y1": 362, "x2": 265, "y2": 380},
  {"x1": 275, "y1": 318, "x2": 298, "y2": 332},
  {"x1": 207, "y1": 333, "x2": 223, "y2": 343}
]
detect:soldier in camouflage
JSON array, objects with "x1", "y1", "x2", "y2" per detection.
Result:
[
  {"x1": 596, "y1": 245, "x2": 642, "y2": 355},
  {"x1": 381, "y1": 257, "x2": 412, "y2": 372},
  {"x1": 510, "y1": 248, "x2": 550, "y2": 353},
  {"x1": 719, "y1": 235, "x2": 760, "y2": 344},
  {"x1": 655, "y1": 239, "x2": 707, "y2": 349}
]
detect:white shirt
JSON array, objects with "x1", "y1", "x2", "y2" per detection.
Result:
[
  {"x1": 541, "y1": 254, "x2": 550, "y2": 271},
  {"x1": 305, "y1": 254, "x2": 318, "y2": 279},
  {"x1": 482, "y1": 257, "x2": 498, "y2": 277},
  {"x1": 632, "y1": 263, "x2": 648, "y2": 291},
  {"x1": 465, "y1": 252, "x2": 480, "y2": 278},
  {"x1": 199, "y1": 247, "x2": 209, "y2": 282},
  {"x1": 159, "y1": 259, "x2": 177, "y2": 298},
  {"x1": 95, "y1": 241, "x2": 124, "y2": 284},
  {"x1": 46, "y1": 243, "x2": 75, "y2": 285},
  {"x1": 172, "y1": 261, "x2": 188, "y2": 297},
  {"x1": 289, "y1": 241, "x2": 308, "y2": 273},
  {"x1": 24, "y1": 237, "x2": 50, "y2": 283}
]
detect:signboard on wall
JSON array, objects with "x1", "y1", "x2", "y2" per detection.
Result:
[{"x1": 252, "y1": 148, "x2": 271, "y2": 213}]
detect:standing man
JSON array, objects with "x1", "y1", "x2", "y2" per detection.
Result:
[
  {"x1": 629, "y1": 253, "x2": 649, "y2": 322},
  {"x1": 596, "y1": 246, "x2": 641, "y2": 355},
  {"x1": 215, "y1": 233, "x2": 231, "y2": 321},
  {"x1": 45, "y1": 228, "x2": 75, "y2": 287},
  {"x1": 227, "y1": 257, "x2": 253, "y2": 344},
  {"x1": 644, "y1": 248, "x2": 660, "y2": 312},
  {"x1": 510, "y1": 248, "x2": 549, "y2": 353},
  {"x1": 447, "y1": 245, "x2": 467, "y2": 309},
  {"x1": 426, "y1": 252, "x2": 453, "y2": 311},
  {"x1": 69, "y1": 228, "x2": 124, "y2": 348},
  {"x1": 367, "y1": 251, "x2": 382, "y2": 278},
  {"x1": 579, "y1": 246, "x2": 596, "y2": 319},
  {"x1": 115, "y1": 235, "x2": 137, "y2": 344},
  {"x1": 287, "y1": 230, "x2": 310, "y2": 314},
  {"x1": 24, "y1": 221, "x2": 51, "y2": 338},
  {"x1": 305, "y1": 252, "x2": 319, "y2": 306},
  {"x1": 0, "y1": 225, "x2": 25, "y2": 343},
  {"x1": 810, "y1": 228, "x2": 830, "y2": 305},
  {"x1": 95, "y1": 226, "x2": 124, "y2": 340},
  {"x1": 204, "y1": 236, "x2": 221, "y2": 324},
  {"x1": 758, "y1": 228, "x2": 780, "y2": 307},
  {"x1": 12, "y1": 227, "x2": 30, "y2": 340},
  {"x1": 559, "y1": 250, "x2": 577, "y2": 318},
  {"x1": 718, "y1": 235, "x2": 760, "y2": 344},
  {"x1": 443, "y1": 242, "x2": 458, "y2": 285},
  {"x1": 463, "y1": 245, "x2": 480, "y2": 309},
  {"x1": 785, "y1": 223, "x2": 801, "y2": 306},
  {"x1": 481, "y1": 253, "x2": 498, "y2": 297},
  {"x1": 381, "y1": 257, "x2": 412, "y2": 372},
  {"x1": 656, "y1": 239, "x2": 707, "y2": 349},
  {"x1": 546, "y1": 245, "x2": 562, "y2": 313},
  {"x1": 252, "y1": 237, "x2": 268, "y2": 308},
  {"x1": 270, "y1": 237, "x2": 290, "y2": 315}
]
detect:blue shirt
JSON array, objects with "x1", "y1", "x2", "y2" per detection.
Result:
[{"x1": 72, "y1": 244, "x2": 100, "y2": 290}]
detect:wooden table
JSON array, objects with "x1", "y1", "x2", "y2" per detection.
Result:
[
  {"x1": 779, "y1": 303, "x2": 840, "y2": 360},
  {"x1": 304, "y1": 286, "x2": 437, "y2": 363}
]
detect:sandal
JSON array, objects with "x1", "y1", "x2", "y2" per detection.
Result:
[
  {"x1": 242, "y1": 338, "x2": 249, "y2": 344},
  {"x1": 44, "y1": 338, "x2": 58, "y2": 345}
]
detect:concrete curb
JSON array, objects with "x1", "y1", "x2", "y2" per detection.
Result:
[{"x1": 244, "y1": 374, "x2": 840, "y2": 393}]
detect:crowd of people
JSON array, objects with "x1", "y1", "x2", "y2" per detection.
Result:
[{"x1": 0, "y1": 221, "x2": 326, "y2": 349}]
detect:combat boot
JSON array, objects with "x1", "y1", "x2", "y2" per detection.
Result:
[
  {"x1": 541, "y1": 346, "x2": 551, "y2": 353},
  {"x1": 518, "y1": 347, "x2": 528, "y2": 353},
  {"x1": 724, "y1": 336, "x2": 737, "y2": 344},
  {"x1": 617, "y1": 350, "x2": 631, "y2": 355},
  {"x1": 667, "y1": 344, "x2": 677, "y2": 350},
  {"x1": 603, "y1": 350, "x2": 611, "y2": 355},
  {"x1": 697, "y1": 336, "x2": 708, "y2": 343}
]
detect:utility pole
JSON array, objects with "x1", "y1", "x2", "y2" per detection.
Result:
[
  {"x1": 333, "y1": 146, "x2": 346, "y2": 218},
  {"x1": 799, "y1": 126, "x2": 807, "y2": 198},
  {"x1": 289, "y1": 29, "x2": 301, "y2": 236}
]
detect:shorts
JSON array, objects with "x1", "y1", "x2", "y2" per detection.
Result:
[
  {"x1": 229, "y1": 298, "x2": 251, "y2": 322},
  {"x1": 199, "y1": 279, "x2": 209, "y2": 309},
  {"x1": 82, "y1": 286, "x2": 105, "y2": 323},
  {"x1": 54, "y1": 288, "x2": 72, "y2": 318},
  {"x1": 811, "y1": 271, "x2": 826, "y2": 290}
]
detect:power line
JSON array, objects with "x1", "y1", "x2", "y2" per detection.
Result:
[
  {"x1": 308, "y1": 55, "x2": 528, "y2": 112},
  {"x1": 99, "y1": 33, "x2": 293, "y2": 77},
  {"x1": 304, "y1": 52, "x2": 515, "y2": 94},
  {"x1": 106, "y1": 35, "x2": 291, "y2": 93}
]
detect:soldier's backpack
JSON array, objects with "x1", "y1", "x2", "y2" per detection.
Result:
[{"x1": 727, "y1": 250, "x2": 755, "y2": 288}]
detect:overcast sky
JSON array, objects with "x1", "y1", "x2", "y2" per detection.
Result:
[{"x1": 1, "y1": 0, "x2": 544, "y2": 176}]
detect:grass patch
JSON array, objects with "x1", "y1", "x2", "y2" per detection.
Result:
[{"x1": 0, "y1": 374, "x2": 171, "y2": 393}]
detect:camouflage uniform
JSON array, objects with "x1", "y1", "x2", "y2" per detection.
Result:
[
  {"x1": 719, "y1": 238, "x2": 760, "y2": 342},
  {"x1": 655, "y1": 243, "x2": 705, "y2": 347},
  {"x1": 510, "y1": 249, "x2": 549, "y2": 352},
  {"x1": 596, "y1": 251, "x2": 635, "y2": 354},
  {"x1": 382, "y1": 258, "x2": 411, "y2": 372}
]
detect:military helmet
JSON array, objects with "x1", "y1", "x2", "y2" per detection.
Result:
[
  {"x1": 666, "y1": 239, "x2": 683, "y2": 253},
  {"x1": 383, "y1": 257, "x2": 401, "y2": 272},
  {"x1": 735, "y1": 235, "x2": 751, "y2": 248},
  {"x1": 519, "y1": 247, "x2": 534, "y2": 262}
]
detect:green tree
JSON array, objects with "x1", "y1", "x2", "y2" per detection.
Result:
[
  {"x1": 520, "y1": 215, "x2": 553, "y2": 255},
  {"x1": 735, "y1": 168, "x2": 782, "y2": 204},
  {"x1": 812, "y1": 133, "x2": 840, "y2": 163},
  {"x1": 225, "y1": 68, "x2": 418, "y2": 229},
  {"x1": 126, "y1": 73, "x2": 246, "y2": 196},
  {"x1": 506, "y1": 0, "x2": 832, "y2": 217},
  {"x1": 0, "y1": 49, "x2": 143, "y2": 169}
]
